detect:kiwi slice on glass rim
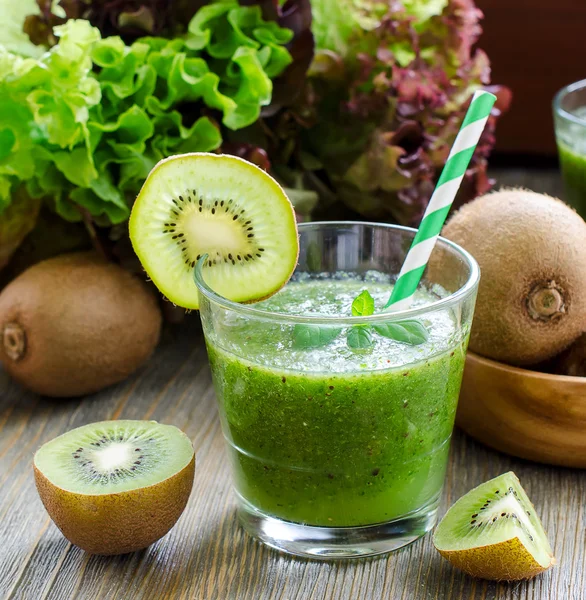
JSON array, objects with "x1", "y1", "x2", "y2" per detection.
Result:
[
  {"x1": 34, "y1": 420, "x2": 195, "y2": 555},
  {"x1": 129, "y1": 153, "x2": 299, "y2": 309},
  {"x1": 433, "y1": 472, "x2": 555, "y2": 581}
]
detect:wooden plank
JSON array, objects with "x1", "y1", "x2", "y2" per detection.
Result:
[
  {"x1": 0, "y1": 170, "x2": 582, "y2": 600},
  {"x1": 1, "y1": 321, "x2": 583, "y2": 600}
]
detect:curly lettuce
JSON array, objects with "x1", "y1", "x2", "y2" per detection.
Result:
[
  {"x1": 0, "y1": 0, "x2": 44, "y2": 57},
  {"x1": 300, "y1": 0, "x2": 510, "y2": 225},
  {"x1": 0, "y1": 2, "x2": 293, "y2": 225}
]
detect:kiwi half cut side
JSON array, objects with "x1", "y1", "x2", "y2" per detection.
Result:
[
  {"x1": 433, "y1": 472, "x2": 555, "y2": 581},
  {"x1": 34, "y1": 420, "x2": 195, "y2": 555},
  {"x1": 129, "y1": 153, "x2": 299, "y2": 309}
]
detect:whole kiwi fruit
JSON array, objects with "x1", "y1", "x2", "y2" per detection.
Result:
[
  {"x1": 0, "y1": 252, "x2": 162, "y2": 397},
  {"x1": 442, "y1": 189, "x2": 586, "y2": 366}
]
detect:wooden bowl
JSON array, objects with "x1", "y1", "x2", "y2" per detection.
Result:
[{"x1": 457, "y1": 352, "x2": 586, "y2": 468}]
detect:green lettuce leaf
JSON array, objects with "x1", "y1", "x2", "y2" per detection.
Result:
[
  {"x1": 0, "y1": 0, "x2": 44, "y2": 58},
  {"x1": 310, "y1": 0, "x2": 386, "y2": 60},
  {"x1": 0, "y1": 2, "x2": 293, "y2": 225}
]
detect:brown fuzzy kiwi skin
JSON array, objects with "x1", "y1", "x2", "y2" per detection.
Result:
[
  {"x1": 34, "y1": 455, "x2": 195, "y2": 555},
  {"x1": 438, "y1": 537, "x2": 555, "y2": 581},
  {"x1": 0, "y1": 252, "x2": 162, "y2": 397},
  {"x1": 442, "y1": 189, "x2": 586, "y2": 366}
]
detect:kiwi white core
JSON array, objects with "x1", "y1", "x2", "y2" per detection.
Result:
[
  {"x1": 34, "y1": 420, "x2": 194, "y2": 495},
  {"x1": 183, "y1": 212, "x2": 248, "y2": 255},
  {"x1": 129, "y1": 153, "x2": 299, "y2": 309},
  {"x1": 94, "y1": 443, "x2": 134, "y2": 472},
  {"x1": 434, "y1": 472, "x2": 553, "y2": 568}
]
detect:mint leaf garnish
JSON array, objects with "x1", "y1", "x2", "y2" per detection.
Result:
[
  {"x1": 291, "y1": 291, "x2": 428, "y2": 351},
  {"x1": 351, "y1": 289, "x2": 375, "y2": 316},
  {"x1": 347, "y1": 325, "x2": 373, "y2": 350},
  {"x1": 293, "y1": 324, "x2": 342, "y2": 349},
  {"x1": 373, "y1": 319, "x2": 429, "y2": 345}
]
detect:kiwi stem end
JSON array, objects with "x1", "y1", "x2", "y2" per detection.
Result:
[
  {"x1": 527, "y1": 282, "x2": 565, "y2": 321},
  {"x1": 3, "y1": 322, "x2": 26, "y2": 361}
]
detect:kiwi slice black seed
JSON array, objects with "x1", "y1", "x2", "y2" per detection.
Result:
[
  {"x1": 129, "y1": 153, "x2": 299, "y2": 309},
  {"x1": 34, "y1": 420, "x2": 194, "y2": 494},
  {"x1": 33, "y1": 420, "x2": 195, "y2": 555},
  {"x1": 433, "y1": 471, "x2": 555, "y2": 580}
]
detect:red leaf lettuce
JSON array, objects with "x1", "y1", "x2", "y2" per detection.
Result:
[{"x1": 295, "y1": 0, "x2": 511, "y2": 225}]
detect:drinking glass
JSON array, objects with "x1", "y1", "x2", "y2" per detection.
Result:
[
  {"x1": 195, "y1": 222, "x2": 479, "y2": 559},
  {"x1": 554, "y1": 79, "x2": 586, "y2": 218}
]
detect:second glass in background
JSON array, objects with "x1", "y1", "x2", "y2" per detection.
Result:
[{"x1": 554, "y1": 79, "x2": 586, "y2": 219}]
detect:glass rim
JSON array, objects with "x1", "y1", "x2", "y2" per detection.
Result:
[
  {"x1": 553, "y1": 79, "x2": 586, "y2": 126},
  {"x1": 193, "y1": 221, "x2": 480, "y2": 324}
]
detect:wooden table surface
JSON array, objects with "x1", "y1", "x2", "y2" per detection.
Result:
[{"x1": 1, "y1": 170, "x2": 584, "y2": 600}]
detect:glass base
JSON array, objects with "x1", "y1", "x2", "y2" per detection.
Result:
[{"x1": 237, "y1": 495, "x2": 439, "y2": 559}]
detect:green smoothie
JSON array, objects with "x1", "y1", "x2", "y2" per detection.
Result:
[
  {"x1": 558, "y1": 142, "x2": 586, "y2": 219},
  {"x1": 205, "y1": 275, "x2": 467, "y2": 527}
]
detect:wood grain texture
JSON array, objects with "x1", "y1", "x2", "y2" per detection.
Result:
[
  {"x1": 0, "y1": 170, "x2": 582, "y2": 600},
  {"x1": 458, "y1": 352, "x2": 586, "y2": 468}
]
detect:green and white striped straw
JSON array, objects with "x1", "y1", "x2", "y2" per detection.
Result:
[{"x1": 385, "y1": 89, "x2": 496, "y2": 311}]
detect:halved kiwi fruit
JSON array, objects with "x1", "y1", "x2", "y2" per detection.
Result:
[
  {"x1": 34, "y1": 420, "x2": 195, "y2": 555},
  {"x1": 129, "y1": 153, "x2": 299, "y2": 309},
  {"x1": 433, "y1": 472, "x2": 555, "y2": 581}
]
